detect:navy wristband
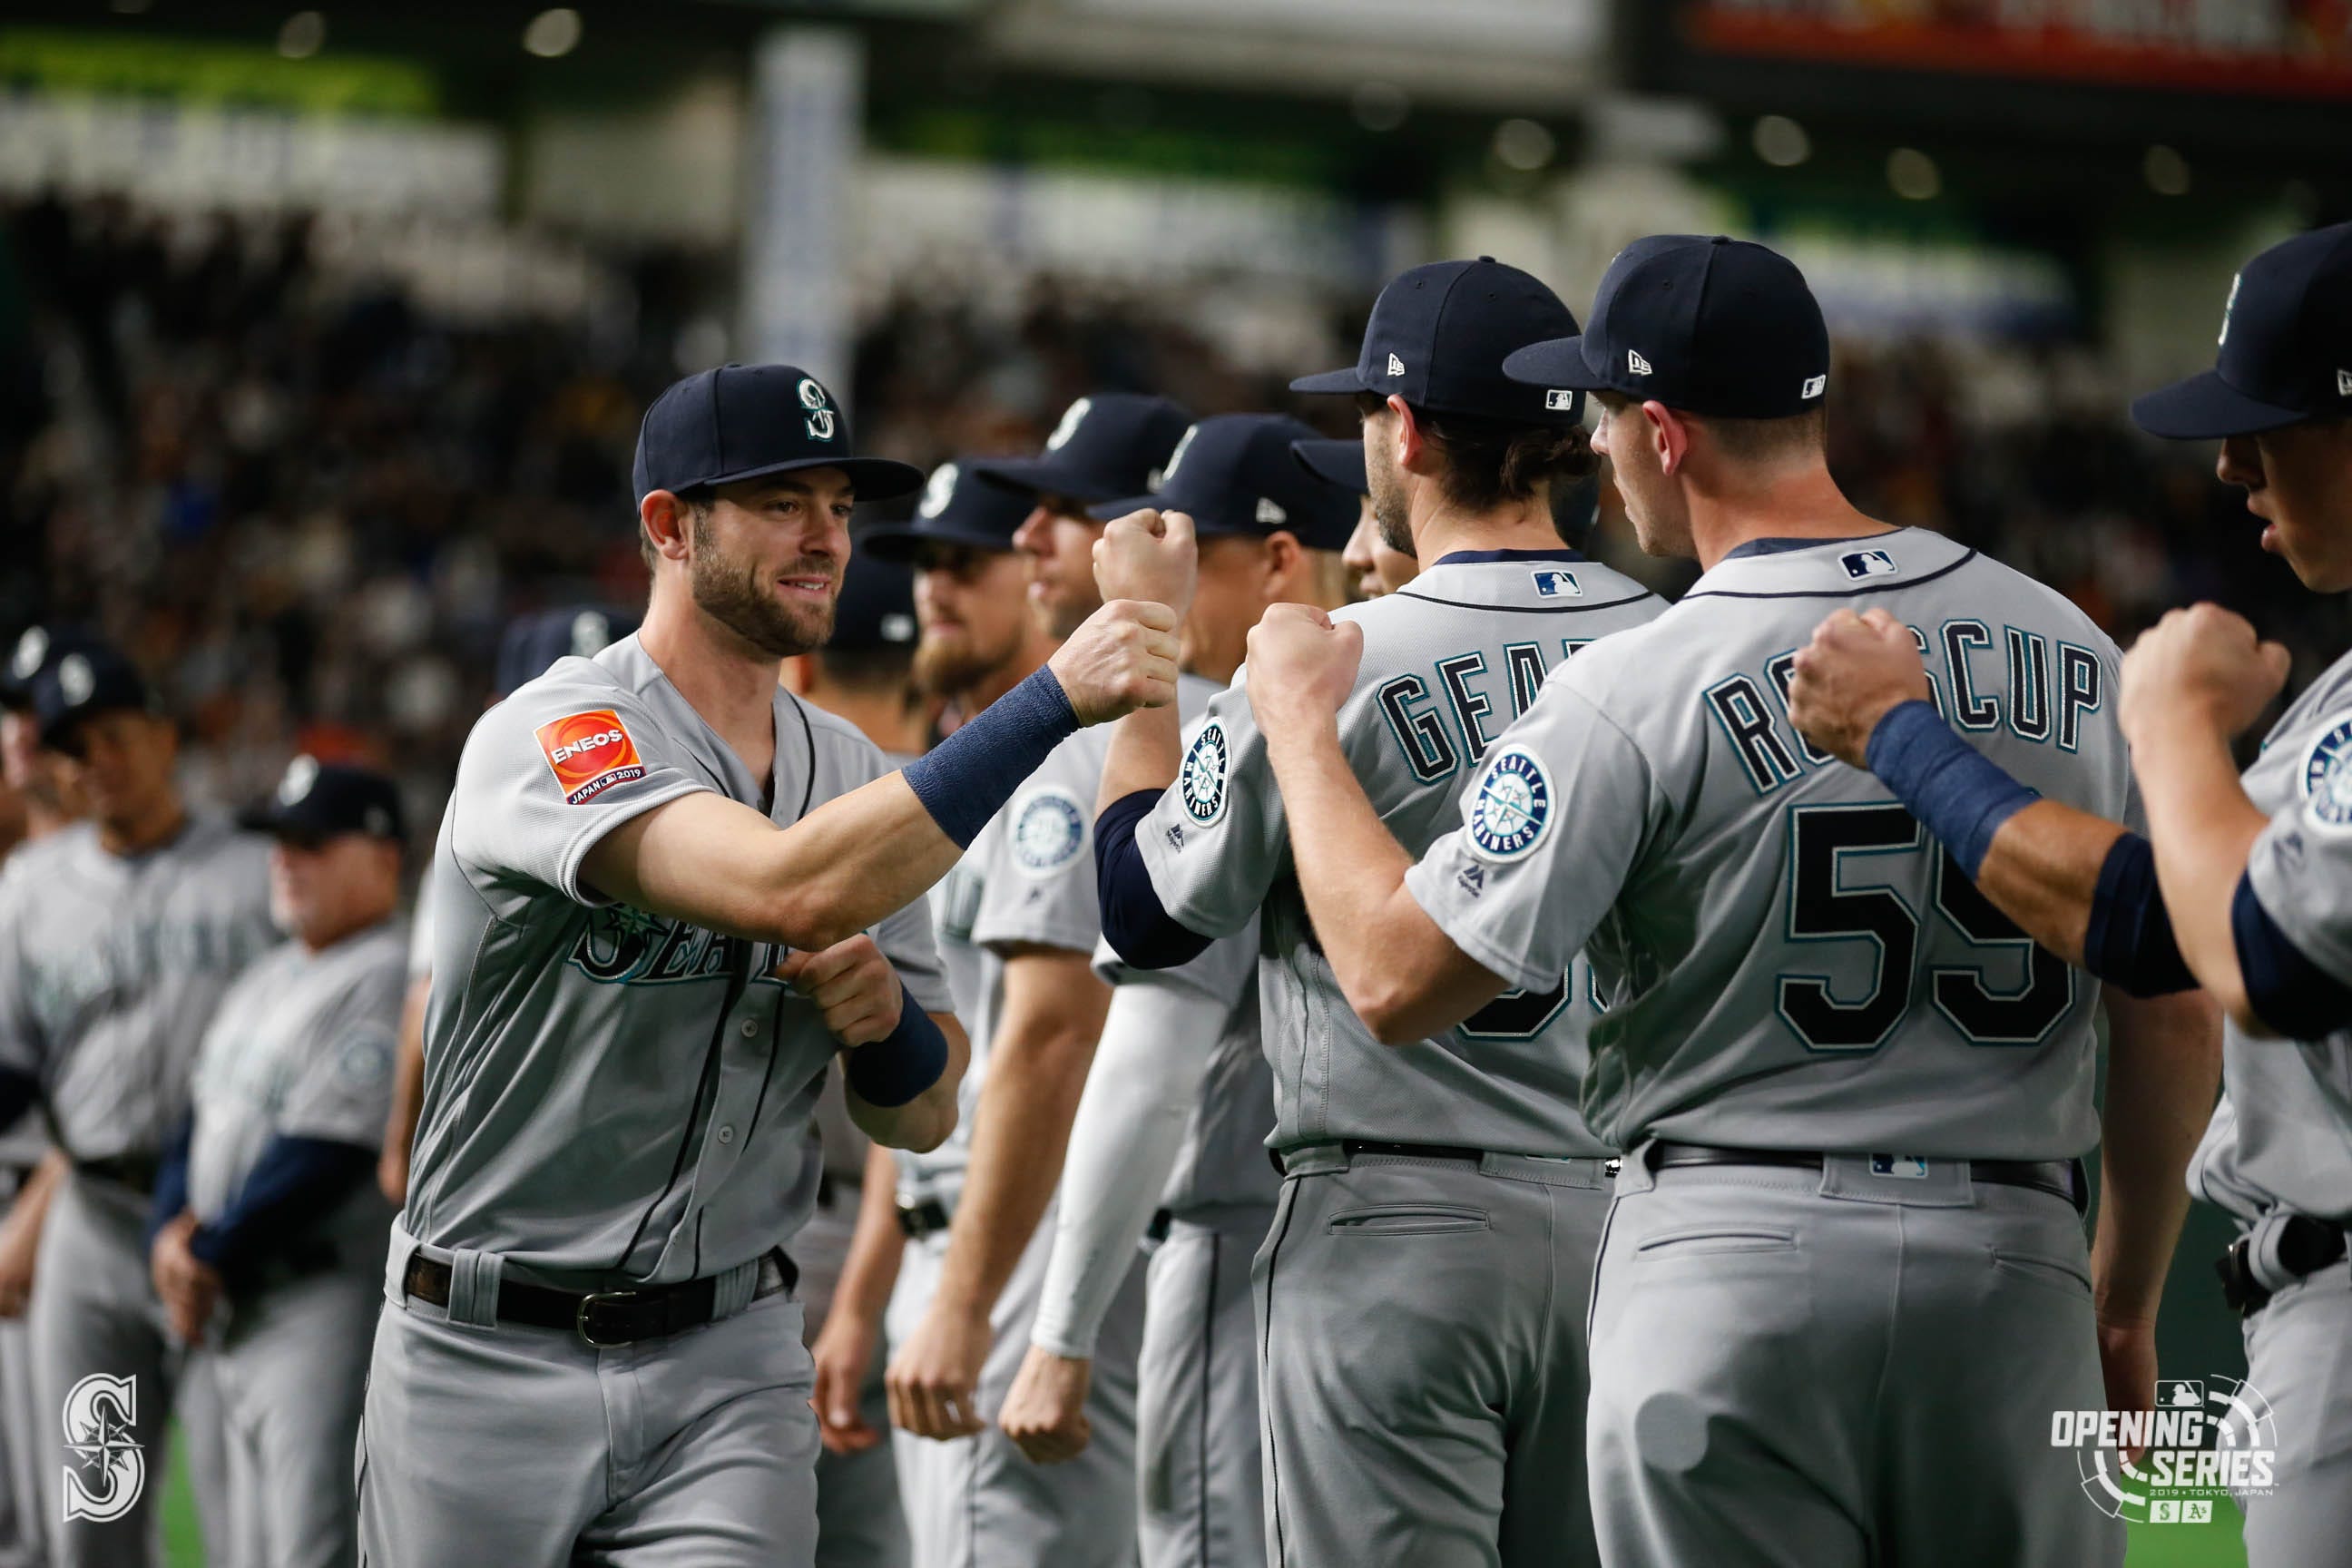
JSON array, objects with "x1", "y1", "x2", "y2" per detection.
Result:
[
  {"x1": 844, "y1": 982, "x2": 949, "y2": 1107},
  {"x1": 902, "y1": 666, "x2": 1081, "y2": 848},
  {"x1": 1864, "y1": 700, "x2": 2036, "y2": 879}
]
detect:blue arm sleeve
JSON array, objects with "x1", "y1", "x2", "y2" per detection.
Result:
[
  {"x1": 187, "y1": 1135, "x2": 376, "y2": 1273},
  {"x1": 2082, "y1": 833, "x2": 2199, "y2": 997},
  {"x1": 145, "y1": 1112, "x2": 194, "y2": 1250},
  {"x1": 1865, "y1": 701, "x2": 2038, "y2": 879},
  {"x1": 842, "y1": 982, "x2": 949, "y2": 1108},
  {"x1": 1094, "y1": 790, "x2": 1212, "y2": 970},
  {"x1": 902, "y1": 667, "x2": 1081, "y2": 848},
  {"x1": 2233, "y1": 874, "x2": 2352, "y2": 1040}
]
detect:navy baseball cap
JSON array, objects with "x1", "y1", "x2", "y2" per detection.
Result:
[
  {"x1": 30, "y1": 642, "x2": 157, "y2": 753},
  {"x1": 238, "y1": 755, "x2": 406, "y2": 847},
  {"x1": 1291, "y1": 437, "x2": 1367, "y2": 496},
  {"x1": 1089, "y1": 415, "x2": 1357, "y2": 550},
  {"x1": 829, "y1": 552, "x2": 919, "y2": 653},
  {"x1": 632, "y1": 363, "x2": 924, "y2": 507},
  {"x1": 1292, "y1": 258, "x2": 1586, "y2": 426},
  {"x1": 858, "y1": 459, "x2": 1035, "y2": 562},
  {"x1": 971, "y1": 394, "x2": 1193, "y2": 505},
  {"x1": 495, "y1": 605, "x2": 641, "y2": 700},
  {"x1": 1504, "y1": 235, "x2": 1830, "y2": 420},
  {"x1": 1, "y1": 623, "x2": 99, "y2": 712},
  {"x1": 2132, "y1": 223, "x2": 2352, "y2": 439}
]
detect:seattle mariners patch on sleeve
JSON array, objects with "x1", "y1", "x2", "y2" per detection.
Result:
[
  {"x1": 1180, "y1": 720, "x2": 1230, "y2": 828},
  {"x1": 1013, "y1": 787, "x2": 1088, "y2": 877},
  {"x1": 534, "y1": 710, "x2": 647, "y2": 805},
  {"x1": 2300, "y1": 718, "x2": 2352, "y2": 828},
  {"x1": 1465, "y1": 745, "x2": 1553, "y2": 862}
]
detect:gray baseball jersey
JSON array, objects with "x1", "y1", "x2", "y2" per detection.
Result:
[
  {"x1": 1406, "y1": 529, "x2": 2132, "y2": 1160},
  {"x1": 403, "y1": 633, "x2": 951, "y2": 1284},
  {"x1": 0, "y1": 814, "x2": 275, "y2": 1158},
  {"x1": 1137, "y1": 550, "x2": 1664, "y2": 1159},
  {"x1": 2190, "y1": 644, "x2": 2352, "y2": 1223},
  {"x1": 186, "y1": 918, "x2": 407, "y2": 1259}
]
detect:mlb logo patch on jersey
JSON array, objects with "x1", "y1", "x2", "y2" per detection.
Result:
[
  {"x1": 535, "y1": 710, "x2": 647, "y2": 806},
  {"x1": 1013, "y1": 787, "x2": 1087, "y2": 876},
  {"x1": 1840, "y1": 549, "x2": 1898, "y2": 581},
  {"x1": 1532, "y1": 568, "x2": 1582, "y2": 599},
  {"x1": 1181, "y1": 721, "x2": 1230, "y2": 828},
  {"x1": 1466, "y1": 746, "x2": 1552, "y2": 862},
  {"x1": 1868, "y1": 1154, "x2": 1930, "y2": 1180},
  {"x1": 2300, "y1": 718, "x2": 2352, "y2": 829}
]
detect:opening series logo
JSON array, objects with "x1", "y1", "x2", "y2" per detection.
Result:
[{"x1": 2053, "y1": 1377, "x2": 2277, "y2": 1525}]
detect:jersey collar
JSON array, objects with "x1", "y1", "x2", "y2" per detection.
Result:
[{"x1": 1720, "y1": 532, "x2": 1894, "y2": 563}]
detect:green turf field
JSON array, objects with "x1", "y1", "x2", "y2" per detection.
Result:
[{"x1": 152, "y1": 1430, "x2": 2254, "y2": 1567}]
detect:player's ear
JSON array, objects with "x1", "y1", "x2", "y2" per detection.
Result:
[
  {"x1": 1388, "y1": 395, "x2": 1429, "y2": 475},
  {"x1": 641, "y1": 490, "x2": 691, "y2": 564},
  {"x1": 1262, "y1": 531, "x2": 1302, "y2": 592},
  {"x1": 1642, "y1": 401, "x2": 1687, "y2": 477}
]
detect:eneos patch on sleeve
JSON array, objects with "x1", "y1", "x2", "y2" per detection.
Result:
[{"x1": 535, "y1": 710, "x2": 647, "y2": 805}]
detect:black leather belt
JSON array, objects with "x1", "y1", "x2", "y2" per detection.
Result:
[
  {"x1": 1649, "y1": 1142, "x2": 2086, "y2": 1213},
  {"x1": 2219, "y1": 1217, "x2": 2348, "y2": 1318},
  {"x1": 73, "y1": 1152, "x2": 159, "y2": 1194},
  {"x1": 402, "y1": 1248, "x2": 796, "y2": 1348},
  {"x1": 1145, "y1": 1208, "x2": 1172, "y2": 1243},
  {"x1": 897, "y1": 1198, "x2": 951, "y2": 1240},
  {"x1": 1269, "y1": 1139, "x2": 1490, "y2": 1175}
]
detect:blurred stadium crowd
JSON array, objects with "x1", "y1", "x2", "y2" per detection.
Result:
[{"x1": 0, "y1": 191, "x2": 2335, "y2": 833}]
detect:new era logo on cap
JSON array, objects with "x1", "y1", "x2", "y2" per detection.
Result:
[
  {"x1": 1802, "y1": 374, "x2": 1828, "y2": 398},
  {"x1": 1255, "y1": 497, "x2": 1288, "y2": 524},
  {"x1": 1628, "y1": 349, "x2": 1653, "y2": 376},
  {"x1": 2338, "y1": 368, "x2": 2352, "y2": 397},
  {"x1": 1841, "y1": 549, "x2": 1899, "y2": 580},
  {"x1": 1387, "y1": 352, "x2": 1406, "y2": 377}
]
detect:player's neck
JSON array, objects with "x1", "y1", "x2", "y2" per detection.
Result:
[
  {"x1": 1408, "y1": 495, "x2": 1563, "y2": 564},
  {"x1": 100, "y1": 796, "x2": 186, "y2": 858},
  {"x1": 1688, "y1": 463, "x2": 1885, "y2": 573},
  {"x1": 639, "y1": 600, "x2": 788, "y2": 777}
]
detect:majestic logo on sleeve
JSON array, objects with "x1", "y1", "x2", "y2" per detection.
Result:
[
  {"x1": 1013, "y1": 788, "x2": 1087, "y2": 876},
  {"x1": 2300, "y1": 718, "x2": 2352, "y2": 828},
  {"x1": 1180, "y1": 721, "x2": 1230, "y2": 827},
  {"x1": 535, "y1": 710, "x2": 646, "y2": 805},
  {"x1": 1466, "y1": 746, "x2": 1552, "y2": 862}
]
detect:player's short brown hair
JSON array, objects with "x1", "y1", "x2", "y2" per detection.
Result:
[
  {"x1": 1594, "y1": 392, "x2": 1828, "y2": 463},
  {"x1": 1358, "y1": 393, "x2": 1599, "y2": 518}
]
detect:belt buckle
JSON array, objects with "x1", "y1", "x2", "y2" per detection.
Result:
[{"x1": 575, "y1": 1289, "x2": 644, "y2": 1348}]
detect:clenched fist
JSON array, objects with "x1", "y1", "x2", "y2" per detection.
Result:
[
  {"x1": 2120, "y1": 603, "x2": 2290, "y2": 745},
  {"x1": 1093, "y1": 508, "x2": 1199, "y2": 617},
  {"x1": 1787, "y1": 608, "x2": 1932, "y2": 769},
  {"x1": 1048, "y1": 598, "x2": 1181, "y2": 726},
  {"x1": 1245, "y1": 603, "x2": 1364, "y2": 740},
  {"x1": 776, "y1": 935, "x2": 902, "y2": 1047}
]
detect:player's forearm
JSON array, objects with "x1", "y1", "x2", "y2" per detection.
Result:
[
  {"x1": 933, "y1": 965, "x2": 1109, "y2": 1318},
  {"x1": 1031, "y1": 979, "x2": 1220, "y2": 1357},
  {"x1": 2092, "y1": 987, "x2": 2221, "y2": 1324},
  {"x1": 1971, "y1": 800, "x2": 2129, "y2": 966},
  {"x1": 382, "y1": 975, "x2": 429, "y2": 1166},
  {"x1": 1096, "y1": 701, "x2": 1183, "y2": 818},
  {"x1": 2128, "y1": 710, "x2": 2269, "y2": 1028},
  {"x1": 827, "y1": 1141, "x2": 909, "y2": 1329},
  {"x1": 845, "y1": 1013, "x2": 968, "y2": 1152},
  {"x1": 5, "y1": 1149, "x2": 63, "y2": 1232}
]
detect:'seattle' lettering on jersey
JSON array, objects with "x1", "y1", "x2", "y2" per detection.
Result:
[
  {"x1": 0, "y1": 815, "x2": 275, "y2": 1159},
  {"x1": 1138, "y1": 551, "x2": 1666, "y2": 1160},
  {"x1": 1404, "y1": 530, "x2": 2134, "y2": 1161},
  {"x1": 2192, "y1": 644, "x2": 2352, "y2": 1224},
  {"x1": 405, "y1": 634, "x2": 951, "y2": 1286}
]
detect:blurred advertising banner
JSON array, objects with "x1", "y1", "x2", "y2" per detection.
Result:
[
  {"x1": 1674, "y1": 0, "x2": 2352, "y2": 99},
  {"x1": 741, "y1": 28, "x2": 861, "y2": 390}
]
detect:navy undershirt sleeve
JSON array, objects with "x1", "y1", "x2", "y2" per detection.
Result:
[
  {"x1": 2082, "y1": 833, "x2": 2198, "y2": 997},
  {"x1": 187, "y1": 1135, "x2": 376, "y2": 1272},
  {"x1": 145, "y1": 1112, "x2": 194, "y2": 1250},
  {"x1": 2233, "y1": 873, "x2": 2352, "y2": 1040},
  {"x1": 1095, "y1": 790, "x2": 1212, "y2": 970}
]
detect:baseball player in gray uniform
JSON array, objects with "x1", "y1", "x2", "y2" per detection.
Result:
[
  {"x1": 356, "y1": 362, "x2": 1178, "y2": 1568},
  {"x1": 788, "y1": 552, "x2": 926, "y2": 1568},
  {"x1": 0, "y1": 641, "x2": 274, "y2": 1568},
  {"x1": 378, "y1": 604, "x2": 639, "y2": 1210},
  {"x1": 855, "y1": 450, "x2": 1166, "y2": 1568},
  {"x1": 1238, "y1": 235, "x2": 2218, "y2": 1568},
  {"x1": 1002, "y1": 414, "x2": 1355, "y2": 1568},
  {"x1": 147, "y1": 758, "x2": 407, "y2": 1568},
  {"x1": 1093, "y1": 260, "x2": 1662, "y2": 1568},
  {"x1": 1788, "y1": 220, "x2": 2352, "y2": 1567}
]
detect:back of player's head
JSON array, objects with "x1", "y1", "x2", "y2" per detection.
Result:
[
  {"x1": 495, "y1": 604, "x2": 640, "y2": 700},
  {"x1": 1086, "y1": 414, "x2": 1356, "y2": 551}
]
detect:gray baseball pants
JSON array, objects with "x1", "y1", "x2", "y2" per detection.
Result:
[
  {"x1": 2238, "y1": 1255, "x2": 2352, "y2": 1566},
  {"x1": 801, "y1": 1176, "x2": 910, "y2": 1568},
  {"x1": 357, "y1": 1226, "x2": 818, "y2": 1568},
  {"x1": 211, "y1": 1267, "x2": 377, "y2": 1568},
  {"x1": 34, "y1": 1169, "x2": 229, "y2": 1568},
  {"x1": 884, "y1": 1198, "x2": 1146, "y2": 1568},
  {"x1": 1254, "y1": 1144, "x2": 1610, "y2": 1568},
  {"x1": 1588, "y1": 1149, "x2": 2123, "y2": 1568},
  {"x1": 1138, "y1": 1205, "x2": 1270, "y2": 1568}
]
